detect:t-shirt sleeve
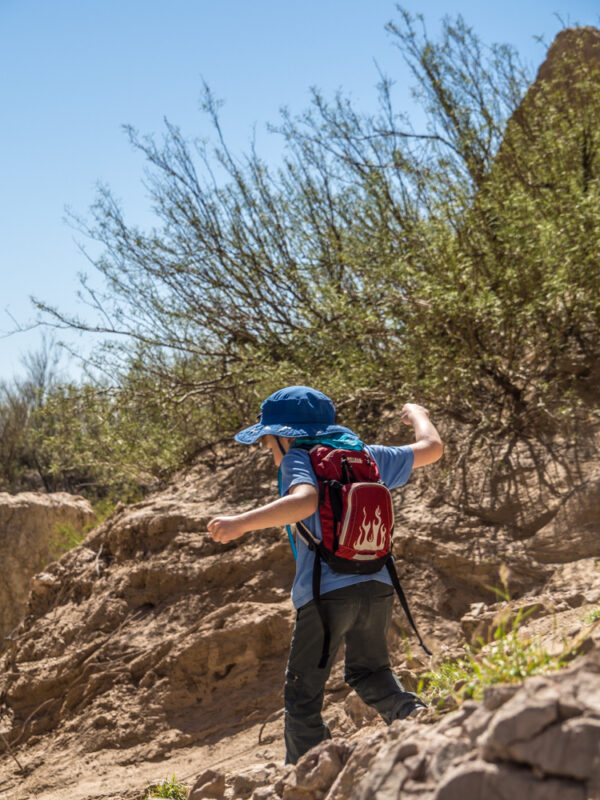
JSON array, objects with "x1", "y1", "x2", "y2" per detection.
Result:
[
  {"x1": 279, "y1": 449, "x2": 318, "y2": 496},
  {"x1": 367, "y1": 444, "x2": 414, "y2": 489}
]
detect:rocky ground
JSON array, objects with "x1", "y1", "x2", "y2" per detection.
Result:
[
  {"x1": 0, "y1": 410, "x2": 599, "y2": 799},
  {"x1": 190, "y1": 650, "x2": 600, "y2": 800}
]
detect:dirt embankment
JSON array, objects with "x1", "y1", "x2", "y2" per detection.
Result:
[{"x1": 0, "y1": 411, "x2": 598, "y2": 799}]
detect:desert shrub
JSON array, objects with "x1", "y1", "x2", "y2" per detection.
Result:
[
  {"x1": 142, "y1": 775, "x2": 188, "y2": 800},
  {"x1": 19, "y1": 12, "x2": 599, "y2": 494},
  {"x1": 585, "y1": 608, "x2": 600, "y2": 625},
  {"x1": 419, "y1": 603, "x2": 589, "y2": 709},
  {"x1": 419, "y1": 570, "x2": 599, "y2": 709}
]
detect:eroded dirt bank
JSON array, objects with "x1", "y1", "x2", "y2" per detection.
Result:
[{"x1": 0, "y1": 411, "x2": 599, "y2": 799}]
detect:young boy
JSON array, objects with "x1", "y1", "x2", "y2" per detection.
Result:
[{"x1": 208, "y1": 385, "x2": 443, "y2": 765}]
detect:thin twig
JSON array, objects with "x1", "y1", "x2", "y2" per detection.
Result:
[
  {"x1": 258, "y1": 708, "x2": 284, "y2": 744},
  {"x1": 94, "y1": 543, "x2": 104, "y2": 577},
  {"x1": 0, "y1": 727, "x2": 25, "y2": 773}
]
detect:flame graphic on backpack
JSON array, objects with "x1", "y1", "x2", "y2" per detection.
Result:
[{"x1": 356, "y1": 506, "x2": 387, "y2": 551}]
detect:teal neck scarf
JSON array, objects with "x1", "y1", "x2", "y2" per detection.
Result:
[{"x1": 293, "y1": 432, "x2": 364, "y2": 451}]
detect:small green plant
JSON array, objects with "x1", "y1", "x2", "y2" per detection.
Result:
[
  {"x1": 419, "y1": 613, "x2": 575, "y2": 710},
  {"x1": 418, "y1": 570, "x2": 587, "y2": 711},
  {"x1": 584, "y1": 608, "x2": 600, "y2": 625},
  {"x1": 48, "y1": 522, "x2": 88, "y2": 559},
  {"x1": 142, "y1": 775, "x2": 188, "y2": 800},
  {"x1": 48, "y1": 491, "x2": 141, "y2": 559}
]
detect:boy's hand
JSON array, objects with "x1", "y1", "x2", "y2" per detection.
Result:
[
  {"x1": 207, "y1": 515, "x2": 247, "y2": 543},
  {"x1": 401, "y1": 403, "x2": 430, "y2": 425}
]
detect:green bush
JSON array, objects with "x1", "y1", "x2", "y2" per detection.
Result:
[
  {"x1": 584, "y1": 608, "x2": 600, "y2": 625},
  {"x1": 419, "y1": 585, "x2": 597, "y2": 710},
  {"x1": 420, "y1": 608, "x2": 568, "y2": 708},
  {"x1": 15, "y1": 12, "x2": 598, "y2": 495},
  {"x1": 142, "y1": 775, "x2": 188, "y2": 800},
  {"x1": 47, "y1": 496, "x2": 129, "y2": 559}
]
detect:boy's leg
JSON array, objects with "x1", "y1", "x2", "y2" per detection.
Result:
[
  {"x1": 344, "y1": 581, "x2": 425, "y2": 723},
  {"x1": 284, "y1": 588, "x2": 358, "y2": 765}
]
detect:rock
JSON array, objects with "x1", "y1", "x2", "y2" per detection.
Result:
[
  {"x1": 252, "y1": 788, "x2": 280, "y2": 800},
  {"x1": 505, "y1": 717, "x2": 600, "y2": 782},
  {"x1": 286, "y1": 659, "x2": 600, "y2": 800},
  {"x1": 482, "y1": 684, "x2": 520, "y2": 711},
  {"x1": 351, "y1": 739, "x2": 410, "y2": 800},
  {"x1": 435, "y1": 701, "x2": 478, "y2": 735},
  {"x1": 325, "y1": 731, "x2": 388, "y2": 800},
  {"x1": 343, "y1": 691, "x2": 379, "y2": 727},
  {"x1": 232, "y1": 764, "x2": 283, "y2": 799},
  {"x1": 463, "y1": 706, "x2": 494, "y2": 744},
  {"x1": 569, "y1": 664, "x2": 600, "y2": 713},
  {"x1": 478, "y1": 680, "x2": 561, "y2": 757},
  {"x1": 429, "y1": 738, "x2": 472, "y2": 780},
  {"x1": 434, "y1": 760, "x2": 586, "y2": 800},
  {"x1": 470, "y1": 603, "x2": 487, "y2": 618},
  {"x1": 526, "y1": 473, "x2": 600, "y2": 564},
  {"x1": 188, "y1": 769, "x2": 226, "y2": 799},
  {"x1": 0, "y1": 484, "x2": 296, "y2": 754},
  {"x1": 460, "y1": 603, "x2": 492, "y2": 643},
  {"x1": 292, "y1": 738, "x2": 352, "y2": 797},
  {"x1": 0, "y1": 491, "x2": 95, "y2": 642}
]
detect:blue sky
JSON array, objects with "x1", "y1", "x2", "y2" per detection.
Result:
[{"x1": 1, "y1": 0, "x2": 598, "y2": 383}]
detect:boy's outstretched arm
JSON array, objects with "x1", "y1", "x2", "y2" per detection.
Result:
[
  {"x1": 207, "y1": 483, "x2": 318, "y2": 543},
  {"x1": 402, "y1": 403, "x2": 443, "y2": 468}
]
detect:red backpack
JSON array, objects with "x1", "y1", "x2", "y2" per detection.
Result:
[{"x1": 295, "y1": 444, "x2": 431, "y2": 667}]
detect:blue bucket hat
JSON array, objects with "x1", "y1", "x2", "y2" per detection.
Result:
[{"x1": 235, "y1": 385, "x2": 355, "y2": 444}]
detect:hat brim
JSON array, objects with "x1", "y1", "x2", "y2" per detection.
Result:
[{"x1": 234, "y1": 422, "x2": 356, "y2": 445}]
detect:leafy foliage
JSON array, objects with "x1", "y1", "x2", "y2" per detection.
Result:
[
  {"x1": 0, "y1": 338, "x2": 62, "y2": 492},
  {"x1": 48, "y1": 497, "x2": 122, "y2": 558},
  {"x1": 419, "y1": 600, "x2": 592, "y2": 710},
  {"x1": 585, "y1": 608, "x2": 600, "y2": 625},
  {"x1": 142, "y1": 775, "x2": 188, "y2": 800},
  {"x1": 48, "y1": 522, "x2": 88, "y2": 560},
  {"x1": 9, "y1": 12, "x2": 599, "y2": 496}
]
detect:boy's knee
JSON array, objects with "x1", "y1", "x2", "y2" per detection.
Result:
[
  {"x1": 284, "y1": 668, "x2": 326, "y2": 717},
  {"x1": 284, "y1": 668, "x2": 301, "y2": 705},
  {"x1": 284, "y1": 668, "x2": 311, "y2": 708}
]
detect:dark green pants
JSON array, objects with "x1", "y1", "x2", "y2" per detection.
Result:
[{"x1": 284, "y1": 581, "x2": 424, "y2": 765}]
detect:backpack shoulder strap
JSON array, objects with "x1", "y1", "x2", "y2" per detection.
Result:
[{"x1": 385, "y1": 558, "x2": 432, "y2": 656}]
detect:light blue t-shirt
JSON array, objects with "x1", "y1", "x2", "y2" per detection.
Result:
[{"x1": 279, "y1": 444, "x2": 414, "y2": 609}]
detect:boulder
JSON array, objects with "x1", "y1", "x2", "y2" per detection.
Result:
[
  {"x1": 0, "y1": 492, "x2": 95, "y2": 643},
  {"x1": 526, "y1": 474, "x2": 600, "y2": 564},
  {"x1": 434, "y1": 760, "x2": 586, "y2": 800}
]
